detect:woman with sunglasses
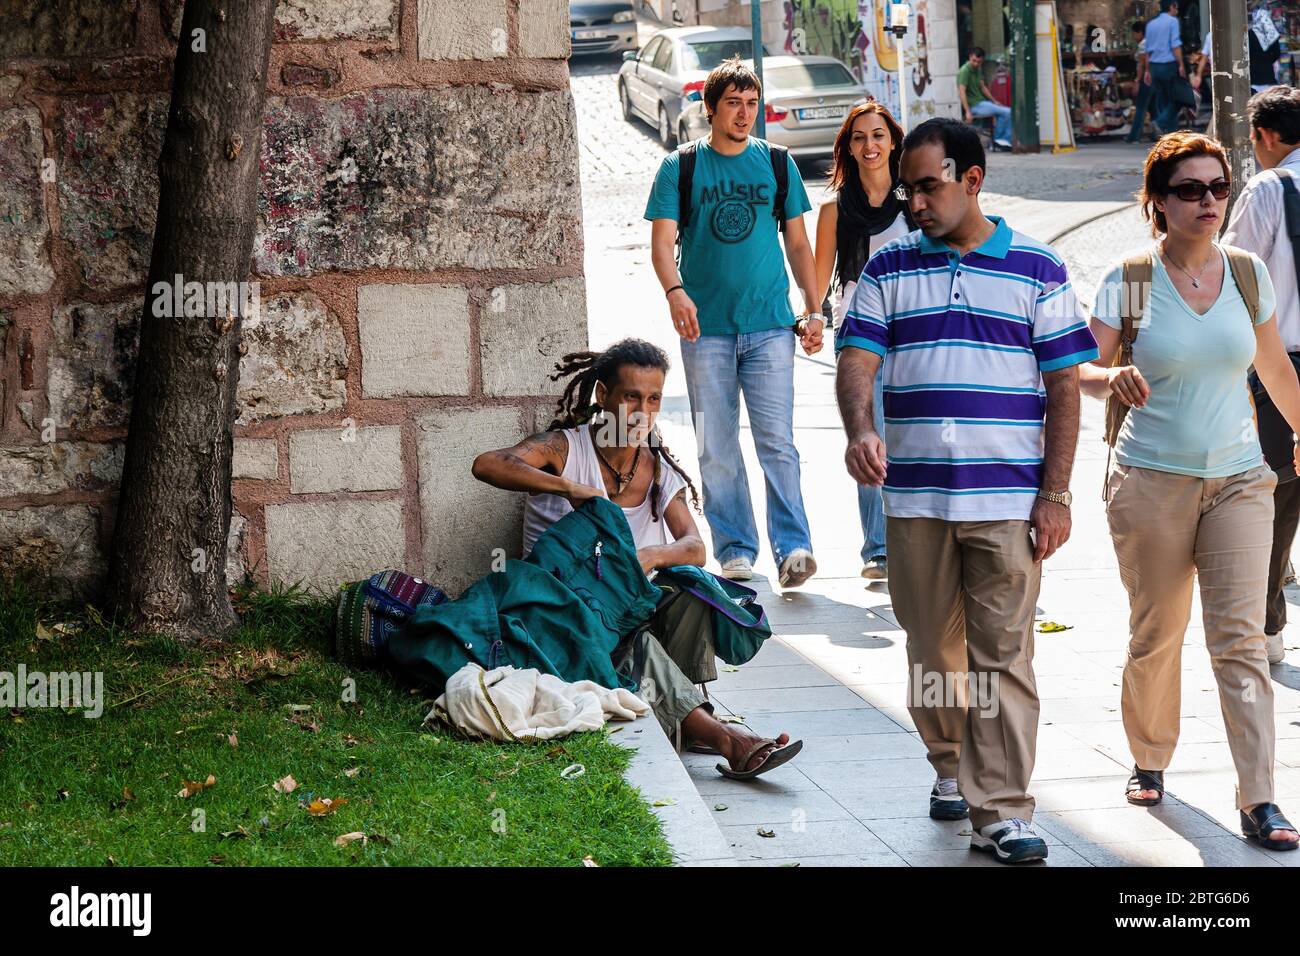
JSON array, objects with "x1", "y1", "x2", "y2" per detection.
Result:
[
  {"x1": 814, "y1": 101, "x2": 915, "y2": 581},
  {"x1": 1079, "y1": 132, "x2": 1300, "y2": 850}
]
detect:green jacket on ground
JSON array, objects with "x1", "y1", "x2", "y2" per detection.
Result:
[{"x1": 386, "y1": 498, "x2": 661, "y2": 694}]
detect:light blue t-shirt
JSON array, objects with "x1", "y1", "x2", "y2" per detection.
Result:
[
  {"x1": 644, "y1": 137, "x2": 812, "y2": 336},
  {"x1": 1093, "y1": 247, "x2": 1276, "y2": 478},
  {"x1": 1143, "y1": 13, "x2": 1182, "y2": 63}
]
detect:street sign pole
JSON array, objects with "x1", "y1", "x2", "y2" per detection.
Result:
[
  {"x1": 752, "y1": 0, "x2": 765, "y2": 138},
  {"x1": 1209, "y1": 0, "x2": 1254, "y2": 220}
]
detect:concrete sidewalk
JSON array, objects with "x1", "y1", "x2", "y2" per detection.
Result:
[{"x1": 572, "y1": 82, "x2": 1300, "y2": 864}]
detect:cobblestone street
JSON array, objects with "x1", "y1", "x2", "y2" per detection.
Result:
[{"x1": 572, "y1": 50, "x2": 1300, "y2": 867}]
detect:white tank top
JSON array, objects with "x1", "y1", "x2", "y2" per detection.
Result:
[{"x1": 520, "y1": 425, "x2": 689, "y2": 557}]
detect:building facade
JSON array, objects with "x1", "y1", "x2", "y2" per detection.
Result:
[{"x1": 0, "y1": 0, "x2": 587, "y2": 599}]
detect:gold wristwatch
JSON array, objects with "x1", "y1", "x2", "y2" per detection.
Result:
[{"x1": 1037, "y1": 489, "x2": 1073, "y2": 508}]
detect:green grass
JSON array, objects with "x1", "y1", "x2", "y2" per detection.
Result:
[{"x1": 0, "y1": 578, "x2": 671, "y2": 866}]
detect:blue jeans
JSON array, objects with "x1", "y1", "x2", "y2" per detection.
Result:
[
  {"x1": 679, "y1": 328, "x2": 813, "y2": 567},
  {"x1": 1149, "y1": 61, "x2": 1180, "y2": 135},
  {"x1": 857, "y1": 365, "x2": 887, "y2": 563},
  {"x1": 1126, "y1": 78, "x2": 1152, "y2": 142},
  {"x1": 970, "y1": 99, "x2": 1012, "y2": 143}
]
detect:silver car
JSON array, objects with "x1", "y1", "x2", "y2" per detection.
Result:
[
  {"x1": 568, "y1": 1, "x2": 638, "y2": 56},
  {"x1": 617, "y1": 26, "x2": 763, "y2": 148},
  {"x1": 679, "y1": 55, "x2": 870, "y2": 159}
]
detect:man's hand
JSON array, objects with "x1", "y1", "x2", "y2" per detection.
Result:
[
  {"x1": 1177, "y1": 61, "x2": 1186, "y2": 78},
  {"x1": 798, "y1": 316, "x2": 824, "y2": 355},
  {"x1": 845, "y1": 431, "x2": 887, "y2": 487},
  {"x1": 1144, "y1": 70, "x2": 1152, "y2": 86},
  {"x1": 1106, "y1": 365, "x2": 1150, "y2": 408},
  {"x1": 1030, "y1": 497, "x2": 1071, "y2": 562},
  {"x1": 563, "y1": 481, "x2": 604, "y2": 509},
  {"x1": 637, "y1": 549, "x2": 658, "y2": 576},
  {"x1": 668, "y1": 288, "x2": 700, "y2": 341},
  {"x1": 964, "y1": 109, "x2": 973, "y2": 123}
]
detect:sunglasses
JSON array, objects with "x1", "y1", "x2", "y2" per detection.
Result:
[{"x1": 1167, "y1": 179, "x2": 1231, "y2": 202}]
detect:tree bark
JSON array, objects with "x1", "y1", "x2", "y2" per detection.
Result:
[
  {"x1": 106, "y1": 0, "x2": 279, "y2": 639},
  {"x1": 1209, "y1": 0, "x2": 1255, "y2": 220}
]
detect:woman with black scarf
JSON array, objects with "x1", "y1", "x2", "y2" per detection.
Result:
[{"x1": 815, "y1": 101, "x2": 915, "y2": 581}]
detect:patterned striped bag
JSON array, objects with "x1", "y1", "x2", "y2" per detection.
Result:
[{"x1": 334, "y1": 570, "x2": 447, "y2": 668}]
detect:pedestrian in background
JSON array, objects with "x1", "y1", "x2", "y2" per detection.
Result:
[
  {"x1": 814, "y1": 101, "x2": 915, "y2": 581},
  {"x1": 1223, "y1": 86, "x2": 1300, "y2": 667},
  {"x1": 1126, "y1": 21, "x2": 1154, "y2": 144},
  {"x1": 1142, "y1": 0, "x2": 1187, "y2": 136},
  {"x1": 1080, "y1": 132, "x2": 1300, "y2": 851},
  {"x1": 645, "y1": 57, "x2": 821, "y2": 589}
]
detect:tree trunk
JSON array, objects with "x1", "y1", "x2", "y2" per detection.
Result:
[
  {"x1": 106, "y1": 0, "x2": 279, "y2": 639},
  {"x1": 1209, "y1": 0, "x2": 1255, "y2": 221}
]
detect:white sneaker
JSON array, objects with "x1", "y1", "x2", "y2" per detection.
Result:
[
  {"x1": 778, "y1": 548, "x2": 817, "y2": 589},
  {"x1": 1267, "y1": 631, "x2": 1286, "y2": 665},
  {"x1": 970, "y1": 817, "x2": 1048, "y2": 864},
  {"x1": 861, "y1": 556, "x2": 887, "y2": 580},
  {"x1": 720, "y1": 556, "x2": 753, "y2": 581}
]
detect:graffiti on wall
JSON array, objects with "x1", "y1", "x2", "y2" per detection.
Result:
[{"x1": 783, "y1": 0, "x2": 901, "y2": 116}]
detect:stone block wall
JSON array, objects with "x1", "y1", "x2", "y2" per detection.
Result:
[{"x1": 0, "y1": 0, "x2": 588, "y2": 599}]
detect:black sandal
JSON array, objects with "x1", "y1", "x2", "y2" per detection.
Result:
[
  {"x1": 1125, "y1": 766, "x2": 1164, "y2": 806},
  {"x1": 1241, "y1": 803, "x2": 1299, "y2": 851}
]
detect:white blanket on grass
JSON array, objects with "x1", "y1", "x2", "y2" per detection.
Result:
[{"x1": 429, "y1": 663, "x2": 649, "y2": 741}]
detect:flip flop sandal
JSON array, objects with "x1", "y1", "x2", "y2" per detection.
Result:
[
  {"x1": 1241, "y1": 803, "x2": 1300, "y2": 851},
  {"x1": 716, "y1": 738, "x2": 803, "y2": 781},
  {"x1": 685, "y1": 743, "x2": 721, "y2": 755},
  {"x1": 1125, "y1": 766, "x2": 1164, "y2": 806}
]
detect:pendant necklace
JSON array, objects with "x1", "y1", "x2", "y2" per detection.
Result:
[{"x1": 1161, "y1": 242, "x2": 1214, "y2": 289}]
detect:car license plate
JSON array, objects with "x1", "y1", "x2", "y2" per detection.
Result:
[
  {"x1": 572, "y1": 28, "x2": 605, "y2": 39},
  {"x1": 798, "y1": 106, "x2": 847, "y2": 121}
]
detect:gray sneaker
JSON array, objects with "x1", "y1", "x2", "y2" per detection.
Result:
[
  {"x1": 1267, "y1": 631, "x2": 1286, "y2": 665},
  {"x1": 778, "y1": 549, "x2": 817, "y2": 589},
  {"x1": 971, "y1": 818, "x2": 1048, "y2": 864},
  {"x1": 861, "y1": 556, "x2": 887, "y2": 580},
  {"x1": 719, "y1": 556, "x2": 753, "y2": 581}
]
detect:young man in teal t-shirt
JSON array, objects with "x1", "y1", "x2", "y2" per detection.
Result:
[{"x1": 645, "y1": 57, "x2": 821, "y2": 588}]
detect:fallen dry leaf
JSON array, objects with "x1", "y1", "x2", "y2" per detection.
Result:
[
  {"x1": 334, "y1": 831, "x2": 366, "y2": 847},
  {"x1": 757, "y1": 827, "x2": 775, "y2": 838},
  {"x1": 272, "y1": 774, "x2": 298, "y2": 794},
  {"x1": 305, "y1": 796, "x2": 347, "y2": 816},
  {"x1": 177, "y1": 774, "x2": 216, "y2": 798},
  {"x1": 343, "y1": 767, "x2": 361, "y2": 778},
  {"x1": 582, "y1": 855, "x2": 599, "y2": 867},
  {"x1": 227, "y1": 733, "x2": 238, "y2": 749}
]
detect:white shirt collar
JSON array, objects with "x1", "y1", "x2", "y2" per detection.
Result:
[{"x1": 1278, "y1": 147, "x2": 1300, "y2": 172}]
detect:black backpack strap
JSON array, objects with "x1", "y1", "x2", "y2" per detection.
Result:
[
  {"x1": 1277, "y1": 170, "x2": 1300, "y2": 286},
  {"x1": 770, "y1": 143, "x2": 790, "y2": 232},
  {"x1": 676, "y1": 140, "x2": 697, "y2": 233}
]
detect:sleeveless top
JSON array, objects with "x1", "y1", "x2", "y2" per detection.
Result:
[{"x1": 520, "y1": 425, "x2": 688, "y2": 557}]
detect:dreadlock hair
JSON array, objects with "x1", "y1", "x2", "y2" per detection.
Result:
[{"x1": 547, "y1": 337, "x2": 702, "y2": 522}]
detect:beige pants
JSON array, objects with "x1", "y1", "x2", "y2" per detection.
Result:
[
  {"x1": 1107, "y1": 462, "x2": 1278, "y2": 809},
  {"x1": 888, "y1": 517, "x2": 1042, "y2": 828}
]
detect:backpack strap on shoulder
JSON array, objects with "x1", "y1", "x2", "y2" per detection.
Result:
[
  {"x1": 769, "y1": 143, "x2": 790, "y2": 232},
  {"x1": 676, "y1": 140, "x2": 698, "y2": 234},
  {"x1": 1103, "y1": 252, "x2": 1153, "y2": 453},
  {"x1": 1222, "y1": 244, "x2": 1261, "y2": 324}
]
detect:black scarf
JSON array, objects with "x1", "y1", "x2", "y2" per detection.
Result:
[{"x1": 835, "y1": 173, "x2": 915, "y2": 292}]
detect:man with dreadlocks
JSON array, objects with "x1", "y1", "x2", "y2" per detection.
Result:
[{"x1": 472, "y1": 338, "x2": 804, "y2": 779}]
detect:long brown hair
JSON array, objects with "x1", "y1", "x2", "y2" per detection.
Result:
[
  {"x1": 1139, "y1": 131, "x2": 1231, "y2": 237},
  {"x1": 828, "y1": 100, "x2": 906, "y2": 192}
]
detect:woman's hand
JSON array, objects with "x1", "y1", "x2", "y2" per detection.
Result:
[
  {"x1": 797, "y1": 316, "x2": 824, "y2": 355},
  {"x1": 1106, "y1": 365, "x2": 1150, "y2": 408}
]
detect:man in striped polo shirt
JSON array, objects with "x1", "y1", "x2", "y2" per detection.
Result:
[{"x1": 835, "y1": 118, "x2": 1098, "y2": 864}]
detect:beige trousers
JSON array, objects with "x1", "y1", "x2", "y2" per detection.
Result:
[
  {"x1": 1106, "y1": 462, "x2": 1278, "y2": 809},
  {"x1": 887, "y1": 517, "x2": 1042, "y2": 828}
]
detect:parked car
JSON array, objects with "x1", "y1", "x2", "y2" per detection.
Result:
[
  {"x1": 568, "y1": 1, "x2": 638, "y2": 56},
  {"x1": 617, "y1": 26, "x2": 763, "y2": 148},
  {"x1": 678, "y1": 55, "x2": 870, "y2": 159}
]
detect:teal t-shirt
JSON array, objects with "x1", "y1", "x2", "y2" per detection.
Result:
[
  {"x1": 644, "y1": 137, "x2": 812, "y2": 336},
  {"x1": 1092, "y1": 246, "x2": 1276, "y2": 478}
]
